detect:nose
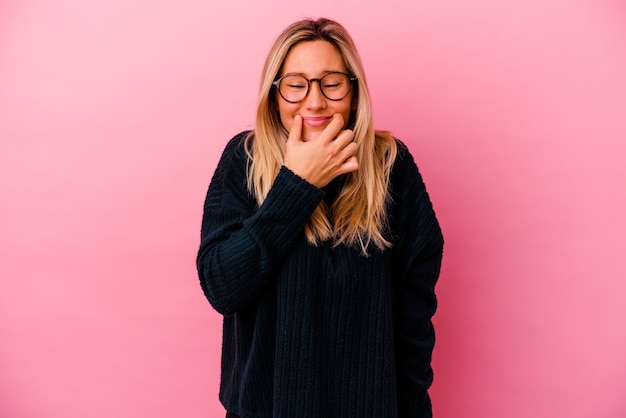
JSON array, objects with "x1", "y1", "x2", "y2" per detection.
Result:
[{"x1": 304, "y1": 79, "x2": 326, "y2": 110}]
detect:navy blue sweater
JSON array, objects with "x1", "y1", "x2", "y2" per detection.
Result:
[{"x1": 197, "y1": 132, "x2": 443, "y2": 417}]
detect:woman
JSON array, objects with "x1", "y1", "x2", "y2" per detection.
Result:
[{"x1": 197, "y1": 17, "x2": 443, "y2": 418}]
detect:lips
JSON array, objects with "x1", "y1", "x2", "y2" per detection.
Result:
[{"x1": 301, "y1": 116, "x2": 332, "y2": 127}]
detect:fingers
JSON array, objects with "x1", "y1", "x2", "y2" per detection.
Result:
[
  {"x1": 328, "y1": 113, "x2": 345, "y2": 135},
  {"x1": 340, "y1": 155, "x2": 359, "y2": 174},
  {"x1": 329, "y1": 133, "x2": 359, "y2": 176},
  {"x1": 284, "y1": 112, "x2": 358, "y2": 187},
  {"x1": 287, "y1": 114, "x2": 303, "y2": 144},
  {"x1": 313, "y1": 113, "x2": 345, "y2": 144},
  {"x1": 338, "y1": 141, "x2": 359, "y2": 167},
  {"x1": 333, "y1": 128, "x2": 355, "y2": 147},
  {"x1": 326, "y1": 123, "x2": 355, "y2": 159}
]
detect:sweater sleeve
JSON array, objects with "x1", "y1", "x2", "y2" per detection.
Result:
[
  {"x1": 391, "y1": 141, "x2": 444, "y2": 418},
  {"x1": 196, "y1": 132, "x2": 325, "y2": 315}
]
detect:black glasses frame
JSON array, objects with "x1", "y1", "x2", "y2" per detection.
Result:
[{"x1": 272, "y1": 72, "x2": 357, "y2": 103}]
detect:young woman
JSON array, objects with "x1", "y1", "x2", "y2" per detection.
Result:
[{"x1": 197, "y1": 17, "x2": 444, "y2": 418}]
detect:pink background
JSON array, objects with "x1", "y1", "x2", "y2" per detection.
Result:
[{"x1": 1, "y1": 0, "x2": 625, "y2": 417}]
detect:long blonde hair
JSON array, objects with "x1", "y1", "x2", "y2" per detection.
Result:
[{"x1": 246, "y1": 17, "x2": 397, "y2": 255}]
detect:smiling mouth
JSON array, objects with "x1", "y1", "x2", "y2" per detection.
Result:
[{"x1": 302, "y1": 116, "x2": 332, "y2": 127}]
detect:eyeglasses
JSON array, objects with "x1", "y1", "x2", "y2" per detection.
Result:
[{"x1": 272, "y1": 72, "x2": 357, "y2": 103}]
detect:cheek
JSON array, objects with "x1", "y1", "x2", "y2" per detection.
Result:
[
  {"x1": 278, "y1": 109, "x2": 292, "y2": 132},
  {"x1": 339, "y1": 95, "x2": 354, "y2": 127},
  {"x1": 278, "y1": 102, "x2": 299, "y2": 131}
]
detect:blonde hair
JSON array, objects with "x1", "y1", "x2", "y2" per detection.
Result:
[{"x1": 246, "y1": 17, "x2": 397, "y2": 255}]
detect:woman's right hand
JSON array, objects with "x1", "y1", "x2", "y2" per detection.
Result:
[{"x1": 283, "y1": 113, "x2": 359, "y2": 188}]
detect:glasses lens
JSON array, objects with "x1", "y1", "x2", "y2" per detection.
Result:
[
  {"x1": 320, "y1": 73, "x2": 351, "y2": 100},
  {"x1": 278, "y1": 75, "x2": 309, "y2": 103}
]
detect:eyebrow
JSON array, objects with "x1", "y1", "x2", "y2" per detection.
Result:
[{"x1": 281, "y1": 70, "x2": 343, "y2": 78}]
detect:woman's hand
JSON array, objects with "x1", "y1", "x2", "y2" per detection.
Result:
[{"x1": 283, "y1": 113, "x2": 359, "y2": 188}]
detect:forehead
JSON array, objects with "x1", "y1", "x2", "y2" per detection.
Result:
[{"x1": 281, "y1": 40, "x2": 347, "y2": 76}]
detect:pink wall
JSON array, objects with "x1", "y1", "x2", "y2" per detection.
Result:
[{"x1": 1, "y1": 1, "x2": 625, "y2": 417}]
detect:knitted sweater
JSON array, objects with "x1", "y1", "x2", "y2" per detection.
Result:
[{"x1": 197, "y1": 131, "x2": 443, "y2": 418}]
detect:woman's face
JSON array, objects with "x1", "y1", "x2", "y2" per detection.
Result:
[{"x1": 276, "y1": 40, "x2": 354, "y2": 142}]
